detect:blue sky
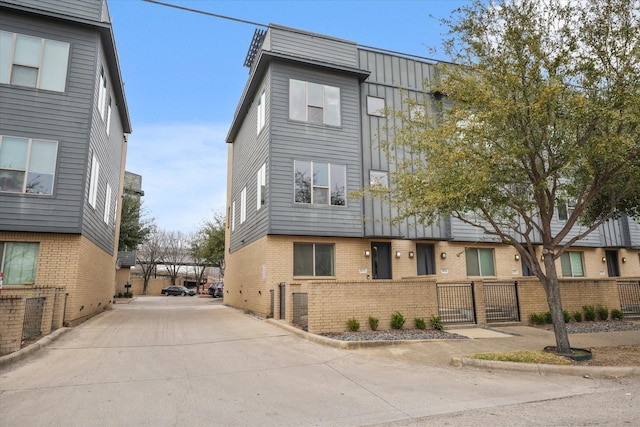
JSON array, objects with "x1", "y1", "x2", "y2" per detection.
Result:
[{"x1": 107, "y1": 0, "x2": 470, "y2": 234}]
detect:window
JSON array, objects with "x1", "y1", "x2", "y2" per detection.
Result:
[
  {"x1": 366, "y1": 96, "x2": 385, "y2": 117},
  {"x1": 88, "y1": 154, "x2": 99, "y2": 208},
  {"x1": 256, "y1": 163, "x2": 266, "y2": 210},
  {"x1": 369, "y1": 170, "x2": 389, "y2": 188},
  {"x1": 465, "y1": 248, "x2": 495, "y2": 276},
  {"x1": 294, "y1": 160, "x2": 345, "y2": 206},
  {"x1": 240, "y1": 187, "x2": 247, "y2": 224},
  {"x1": 558, "y1": 199, "x2": 576, "y2": 221},
  {"x1": 231, "y1": 201, "x2": 236, "y2": 231},
  {"x1": 409, "y1": 105, "x2": 426, "y2": 121},
  {"x1": 256, "y1": 89, "x2": 266, "y2": 134},
  {"x1": 0, "y1": 135, "x2": 58, "y2": 195},
  {"x1": 293, "y1": 243, "x2": 334, "y2": 276},
  {"x1": 561, "y1": 252, "x2": 584, "y2": 277},
  {"x1": 416, "y1": 244, "x2": 435, "y2": 275},
  {"x1": 289, "y1": 79, "x2": 340, "y2": 126},
  {"x1": 106, "y1": 96, "x2": 112, "y2": 136},
  {"x1": 0, "y1": 242, "x2": 39, "y2": 285},
  {"x1": 98, "y1": 67, "x2": 107, "y2": 119},
  {"x1": 103, "y1": 183, "x2": 112, "y2": 224},
  {"x1": 0, "y1": 31, "x2": 70, "y2": 92}
]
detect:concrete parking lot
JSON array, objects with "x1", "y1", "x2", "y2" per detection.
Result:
[{"x1": 0, "y1": 296, "x2": 637, "y2": 426}]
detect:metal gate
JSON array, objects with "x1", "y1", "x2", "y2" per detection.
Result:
[
  {"x1": 436, "y1": 282, "x2": 476, "y2": 324},
  {"x1": 292, "y1": 292, "x2": 308, "y2": 331},
  {"x1": 618, "y1": 280, "x2": 640, "y2": 317},
  {"x1": 22, "y1": 297, "x2": 45, "y2": 341},
  {"x1": 278, "y1": 283, "x2": 285, "y2": 320},
  {"x1": 484, "y1": 281, "x2": 520, "y2": 322}
]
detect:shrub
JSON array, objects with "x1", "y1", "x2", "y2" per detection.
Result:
[
  {"x1": 544, "y1": 311, "x2": 552, "y2": 324},
  {"x1": 124, "y1": 291, "x2": 133, "y2": 298},
  {"x1": 414, "y1": 317, "x2": 426, "y2": 330},
  {"x1": 347, "y1": 317, "x2": 360, "y2": 332},
  {"x1": 563, "y1": 310, "x2": 571, "y2": 323},
  {"x1": 583, "y1": 305, "x2": 597, "y2": 321},
  {"x1": 529, "y1": 312, "x2": 551, "y2": 325},
  {"x1": 430, "y1": 315, "x2": 444, "y2": 331},
  {"x1": 117, "y1": 292, "x2": 123, "y2": 298},
  {"x1": 573, "y1": 311, "x2": 583, "y2": 322},
  {"x1": 390, "y1": 311, "x2": 405, "y2": 329},
  {"x1": 596, "y1": 305, "x2": 609, "y2": 321},
  {"x1": 611, "y1": 309, "x2": 624, "y2": 320},
  {"x1": 368, "y1": 316, "x2": 379, "y2": 331}
]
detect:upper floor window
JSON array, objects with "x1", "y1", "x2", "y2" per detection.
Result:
[
  {"x1": 231, "y1": 200, "x2": 236, "y2": 232},
  {"x1": 103, "y1": 183, "x2": 112, "y2": 224},
  {"x1": 0, "y1": 242, "x2": 39, "y2": 285},
  {"x1": 366, "y1": 96, "x2": 385, "y2": 117},
  {"x1": 240, "y1": 187, "x2": 247, "y2": 224},
  {"x1": 0, "y1": 135, "x2": 58, "y2": 195},
  {"x1": 560, "y1": 251, "x2": 584, "y2": 277},
  {"x1": 256, "y1": 163, "x2": 266, "y2": 210},
  {"x1": 106, "y1": 96, "x2": 112, "y2": 136},
  {"x1": 369, "y1": 170, "x2": 389, "y2": 189},
  {"x1": 0, "y1": 31, "x2": 70, "y2": 92},
  {"x1": 294, "y1": 160, "x2": 346, "y2": 206},
  {"x1": 257, "y1": 89, "x2": 266, "y2": 134},
  {"x1": 293, "y1": 243, "x2": 335, "y2": 277},
  {"x1": 465, "y1": 248, "x2": 495, "y2": 276},
  {"x1": 98, "y1": 67, "x2": 108, "y2": 119},
  {"x1": 557, "y1": 199, "x2": 576, "y2": 221},
  {"x1": 289, "y1": 79, "x2": 340, "y2": 126},
  {"x1": 88, "y1": 154, "x2": 100, "y2": 208}
]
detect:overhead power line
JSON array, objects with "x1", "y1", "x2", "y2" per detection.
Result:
[{"x1": 142, "y1": 0, "x2": 269, "y2": 28}]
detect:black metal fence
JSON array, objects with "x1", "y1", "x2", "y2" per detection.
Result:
[
  {"x1": 484, "y1": 281, "x2": 521, "y2": 322},
  {"x1": 22, "y1": 297, "x2": 45, "y2": 341},
  {"x1": 618, "y1": 280, "x2": 640, "y2": 317},
  {"x1": 436, "y1": 283, "x2": 476, "y2": 324},
  {"x1": 292, "y1": 292, "x2": 308, "y2": 330}
]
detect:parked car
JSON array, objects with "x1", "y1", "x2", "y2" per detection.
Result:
[
  {"x1": 161, "y1": 286, "x2": 195, "y2": 296},
  {"x1": 208, "y1": 282, "x2": 224, "y2": 298}
]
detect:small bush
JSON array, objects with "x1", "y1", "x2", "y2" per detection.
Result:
[
  {"x1": 414, "y1": 317, "x2": 427, "y2": 330},
  {"x1": 124, "y1": 291, "x2": 133, "y2": 298},
  {"x1": 529, "y1": 312, "x2": 552, "y2": 325},
  {"x1": 390, "y1": 311, "x2": 405, "y2": 329},
  {"x1": 562, "y1": 310, "x2": 571, "y2": 323},
  {"x1": 611, "y1": 309, "x2": 624, "y2": 320},
  {"x1": 430, "y1": 315, "x2": 444, "y2": 331},
  {"x1": 117, "y1": 292, "x2": 123, "y2": 298},
  {"x1": 544, "y1": 312, "x2": 552, "y2": 323},
  {"x1": 368, "y1": 316, "x2": 379, "y2": 331},
  {"x1": 596, "y1": 305, "x2": 609, "y2": 321},
  {"x1": 583, "y1": 305, "x2": 597, "y2": 321},
  {"x1": 347, "y1": 317, "x2": 360, "y2": 332},
  {"x1": 573, "y1": 311, "x2": 583, "y2": 322}
]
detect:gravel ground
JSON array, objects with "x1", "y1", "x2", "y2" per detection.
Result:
[{"x1": 319, "y1": 320, "x2": 640, "y2": 342}]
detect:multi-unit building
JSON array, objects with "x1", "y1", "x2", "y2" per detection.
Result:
[
  {"x1": 0, "y1": 0, "x2": 130, "y2": 352},
  {"x1": 225, "y1": 25, "x2": 640, "y2": 332}
]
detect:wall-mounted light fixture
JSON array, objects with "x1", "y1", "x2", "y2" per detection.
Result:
[
  {"x1": 395, "y1": 251, "x2": 401, "y2": 259},
  {"x1": 364, "y1": 250, "x2": 371, "y2": 257},
  {"x1": 602, "y1": 256, "x2": 607, "y2": 263},
  {"x1": 409, "y1": 251, "x2": 415, "y2": 259},
  {"x1": 622, "y1": 257, "x2": 627, "y2": 263},
  {"x1": 440, "y1": 252, "x2": 447, "y2": 259},
  {"x1": 515, "y1": 254, "x2": 520, "y2": 261}
]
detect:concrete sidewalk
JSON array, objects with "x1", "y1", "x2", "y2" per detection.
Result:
[{"x1": 271, "y1": 321, "x2": 640, "y2": 378}]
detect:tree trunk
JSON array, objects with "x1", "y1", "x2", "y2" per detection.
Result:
[{"x1": 542, "y1": 255, "x2": 572, "y2": 354}]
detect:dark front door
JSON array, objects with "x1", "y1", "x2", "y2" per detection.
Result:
[
  {"x1": 605, "y1": 250, "x2": 620, "y2": 277},
  {"x1": 371, "y1": 242, "x2": 392, "y2": 279}
]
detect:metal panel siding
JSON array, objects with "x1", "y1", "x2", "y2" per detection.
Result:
[
  {"x1": 628, "y1": 216, "x2": 640, "y2": 247},
  {"x1": 1, "y1": 0, "x2": 105, "y2": 21},
  {"x1": 268, "y1": 27, "x2": 358, "y2": 68},
  {"x1": 266, "y1": 62, "x2": 363, "y2": 238},
  {"x1": 229, "y1": 70, "x2": 271, "y2": 252},
  {"x1": 0, "y1": 11, "x2": 97, "y2": 233}
]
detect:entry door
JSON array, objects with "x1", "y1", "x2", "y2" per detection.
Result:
[
  {"x1": 605, "y1": 250, "x2": 620, "y2": 277},
  {"x1": 371, "y1": 242, "x2": 392, "y2": 279}
]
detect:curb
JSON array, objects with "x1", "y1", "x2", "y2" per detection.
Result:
[
  {"x1": 0, "y1": 328, "x2": 70, "y2": 371},
  {"x1": 456, "y1": 356, "x2": 640, "y2": 378}
]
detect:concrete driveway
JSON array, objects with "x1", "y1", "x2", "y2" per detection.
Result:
[{"x1": 0, "y1": 296, "x2": 633, "y2": 426}]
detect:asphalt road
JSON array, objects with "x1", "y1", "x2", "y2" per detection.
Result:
[{"x1": 0, "y1": 296, "x2": 637, "y2": 426}]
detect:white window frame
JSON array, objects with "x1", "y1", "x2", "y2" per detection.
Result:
[
  {"x1": 103, "y1": 183, "x2": 112, "y2": 224},
  {"x1": 88, "y1": 154, "x2": 99, "y2": 208},
  {"x1": 240, "y1": 187, "x2": 247, "y2": 224},
  {"x1": 465, "y1": 248, "x2": 496, "y2": 276},
  {"x1": 289, "y1": 79, "x2": 341, "y2": 126},
  {"x1": 0, "y1": 31, "x2": 70, "y2": 92},
  {"x1": 231, "y1": 201, "x2": 236, "y2": 232},
  {"x1": 560, "y1": 251, "x2": 585, "y2": 277},
  {"x1": 256, "y1": 89, "x2": 266, "y2": 134},
  {"x1": 369, "y1": 170, "x2": 389, "y2": 188},
  {"x1": 366, "y1": 96, "x2": 385, "y2": 117},
  {"x1": 256, "y1": 163, "x2": 266, "y2": 210},
  {"x1": 106, "y1": 96, "x2": 112, "y2": 136},
  {"x1": 98, "y1": 67, "x2": 107, "y2": 119},
  {"x1": 0, "y1": 135, "x2": 58, "y2": 195},
  {"x1": 0, "y1": 242, "x2": 39, "y2": 285},
  {"x1": 557, "y1": 199, "x2": 576, "y2": 221},
  {"x1": 294, "y1": 160, "x2": 346, "y2": 206}
]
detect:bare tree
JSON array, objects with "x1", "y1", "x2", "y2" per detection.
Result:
[
  {"x1": 136, "y1": 227, "x2": 161, "y2": 295},
  {"x1": 189, "y1": 231, "x2": 209, "y2": 294},
  {"x1": 160, "y1": 230, "x2": 190, "y2": 286}
]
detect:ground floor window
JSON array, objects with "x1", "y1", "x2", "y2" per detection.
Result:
[
  {"x1": 416, "y1": 243, "x2": 435, "y2": 275},
  {"x1": 560, "y1": 251, "x2": 584, "y2": 277},
  {"x1": 0, "y1": 242, "x2": 39, "y2": 284},
  {"x1": 293, "y1": 243, "x2": 334, "y2": 277},
  {"x1": 465, "y1": 248, "x2": 495, "y2": 276}
]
